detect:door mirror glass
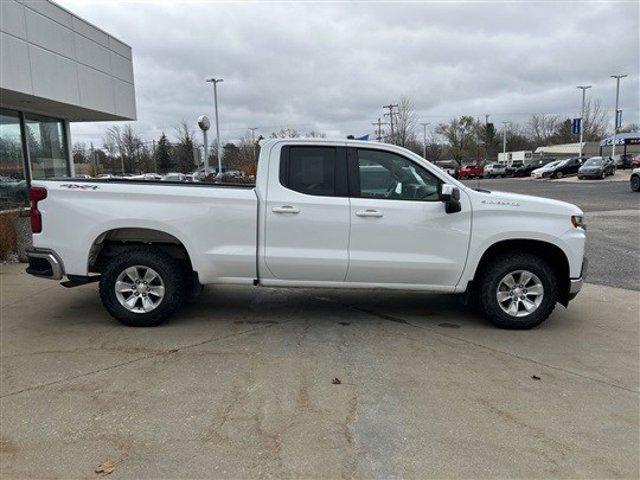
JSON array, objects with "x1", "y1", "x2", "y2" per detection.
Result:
[
  {"x1": 439, "y1": 184, "x2": 462, "y2": 214},
  {"x1": 439, "y1": 183, "x2": 459, "y2": 202}
]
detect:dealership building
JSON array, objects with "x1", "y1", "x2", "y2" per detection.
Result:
[{"x1": 0, "y1": 0, "x2": 136, "y2": 209}]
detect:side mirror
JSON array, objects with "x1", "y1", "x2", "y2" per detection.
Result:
[{"x1": 439, "y1": 184, "x2": 462, "y2": 214}]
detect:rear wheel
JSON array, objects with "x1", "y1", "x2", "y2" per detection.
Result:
[
  {"x1": 555, "y1": 171, "x2": 563, "y2": 179},
  {"x1": 478, "y1": 253, "x2": 558, "y2": 329},
  {"x1": 631, "y1": 175, "x2": 640, "y2": 192},
  {"x1": 99, "y1": 247, "x2": 187, "y2": 326}
]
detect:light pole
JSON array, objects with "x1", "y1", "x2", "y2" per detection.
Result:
[
  {"x1": 248, "y1": 127, "x2": 258, "y2": 162},
  {"x1": 501, "y1": 122, "x2": 509, "y2": 164},
  {"x1": 420, "y1": 122, "x2": 430, "y2": 159},
  {"x1": 576, "y1": 85, "x2": 591, "y2": 158},
  {"x1": 206, "y1": 78, "x2": 223, "y2": 175},
  {"x1": 610, "y1": 74, "x2": 627, "y2": 159}
]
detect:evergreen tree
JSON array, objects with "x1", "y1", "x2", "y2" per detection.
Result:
[{"x1": 154, "y1": 133, "x2": 173, "y2": 173}]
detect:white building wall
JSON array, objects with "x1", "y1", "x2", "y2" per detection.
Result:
[{"x1": 0, "y1": 0, "x2": 136, "y2": 121}]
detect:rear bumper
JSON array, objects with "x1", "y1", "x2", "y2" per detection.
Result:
[
  {"x1": 25, "y1": 248, "x2": 64, "y2": 280},
  {"x1": 568, "y1": 257, "x2": 588, "y2": 300}
]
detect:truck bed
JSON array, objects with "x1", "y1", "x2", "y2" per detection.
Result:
[{"x1": 31, "y1": 179, "x2": 259, "y2": 284}]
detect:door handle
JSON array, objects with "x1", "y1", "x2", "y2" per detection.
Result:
[
  {"x1": 272, "y1": 205, "x2": 300, "y2": 214},
  {"x1": 355, "y1": 209, "x2": 383, "y2": 218}
]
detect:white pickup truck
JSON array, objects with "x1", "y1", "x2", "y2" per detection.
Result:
[{"x1": 26, "y1": 139, "x2": 587, "y2": 329}]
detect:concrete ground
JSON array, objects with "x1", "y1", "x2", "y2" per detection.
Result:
[{"x1": 1, "y1": 263, "x2": 639, "y2": 479}]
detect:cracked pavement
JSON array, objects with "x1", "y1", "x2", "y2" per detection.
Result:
[{"x1": 1, "y1": 263, "x2": 639, "y2": 479}]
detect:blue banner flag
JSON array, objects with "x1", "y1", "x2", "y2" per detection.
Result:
[
  {"x1": 616, "y1": 110, "x2": 623, "y2": 129},
  {"x1": 355, "y1": 134, "x2": 370, "y2": 141},
  {"x1": 571, "y1": 118, "x2": 581, "y2": 134}
]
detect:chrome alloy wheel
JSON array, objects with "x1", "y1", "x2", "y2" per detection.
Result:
[
  {"x1": 115, "y1": 265, "x2": 165, "y2": 313},
  {"x1": 496, "y1": 270, "x2": 544, "y2": 317}
]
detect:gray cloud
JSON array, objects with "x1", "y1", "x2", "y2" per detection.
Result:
[{"x1": 58, "y1": 0, "x2": 639, "y2": 145}]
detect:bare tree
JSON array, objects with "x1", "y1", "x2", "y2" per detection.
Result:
[
  {"x1": 526, "y1": 114, "x2": 560, "y2": 146},
  {"x1": 388, "y1": 95, "x2": 417, "y2": 147},
  {"x1": 582, "y1": 99, "x2": 609, "y2": 141},
  {"x1": 270, "y1": 128, "x2": 301, "y2": 138},
  {"x1": 435, "y1": 116, "x2": 479, "y2": 165}
]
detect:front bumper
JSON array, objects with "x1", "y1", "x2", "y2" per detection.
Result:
[
  {"x1": 568, "y1": 257, "x2": 588, "y2": 299},
  {"x1": 25, "y1": 248, "x2": 64, "y2": 280},
  {"x1": 579, "y1": 171, "x2": 603, "y2": 178}
]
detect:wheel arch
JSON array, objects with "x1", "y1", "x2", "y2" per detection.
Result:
[
  {"x1": 471, "y1": 239, "x2": 571, "y2": 306},
  {"x1": 88, "y1": 227, "x2": 196, "y2": 276}
]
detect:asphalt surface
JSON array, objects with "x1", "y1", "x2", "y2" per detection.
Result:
[
  {"x1": 462, "y1": 176, "x2": 640, "y2": 290},
  {"x1": 1, "y1": 264, "x2": 639, "y2": 479}
]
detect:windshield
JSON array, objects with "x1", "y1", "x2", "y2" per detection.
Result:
[
  {"x1": 543, "y1": 160, "x2": 561, "y2": 169},
  {"x1": 584, "y1": 157, "x2": 604, "y2": 166}
]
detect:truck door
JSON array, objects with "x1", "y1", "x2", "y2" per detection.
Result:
[
  {"x1": 263, "y1": 144, "x2": 350, "y2": 282},
  {"x1": 345, "y1": 147, "x2": 471, "y2": 288}
]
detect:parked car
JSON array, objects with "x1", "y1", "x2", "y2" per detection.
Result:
[
  {"x1": 532, "y1": 160, "x2": 562, "y2": 179},
  {"x1": 630, "y1": 155, "x2": 640, "y2": 169},
  {"x1": 437, "y1": 161, "x2": 458, "y2": 177},
  {"x1": 577, "y1": 157, "x2": 615, "y2": 180},
  {"x1": 512, "y1": 159, "x2": 555, "y2": 177},
  {"x1": 131, "y1": 173, "x2": 163, "y2": 181},
  {"x1": 631, "y1": 168, "x2": 640, "y2": 192},
  {"x1": 25, "y1": 138, "x2": 587, "y2": 330},
  {"x1": 505, "y1": 161, "x2": 524, "y2": 176},
  {"x1": 457, "y1": 164, "x2": 484, "y2": 179},
  {"x1": 612, "y1": 154, "x2": 633, "y2": 169},
  {"x1": 162, "y1": 173, "x2": 187, "y2": 182},
  {"x1": 485, "y1": 163, "x2": 507, "y2": 178},
  {"x1": 543, "y1": 157, "x2": 583, "y2": 179},
  {"x1": 0, "y1": 176, "x2": 28, "y2": 205}
]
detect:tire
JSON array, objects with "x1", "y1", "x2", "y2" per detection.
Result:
[
  {"x1": 578, "y1": 176, "x2": 583, "y2": 180},
  {"x1": 99, "y1": 247, "x2": 187, "y2": 326},
  {"x1": 477, "y1": 253, "x2": 558, "y2": 329},
  {"x1": 555, "y1": 172, "x2": 563, "y2": 179},
  {"x1": 631, "y1": 175, "x2": 640, "y2": 192}
]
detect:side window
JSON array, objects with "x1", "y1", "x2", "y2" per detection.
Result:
[
  {"x1": 281, "y1": 146, "x2": 336, "y2": 196},
  {"x1": 355, "y1": 149, "x2": 441, "y2": 201}
]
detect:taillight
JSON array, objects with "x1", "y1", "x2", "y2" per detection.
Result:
[{"x1": 29, "y1": 187, "x2": 47, "y2": 233}]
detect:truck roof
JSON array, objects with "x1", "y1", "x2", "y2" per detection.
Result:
[{"x1": 259, "y1": 137, "x2": 393, "y2": 148}]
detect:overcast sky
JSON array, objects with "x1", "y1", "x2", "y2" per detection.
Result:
[{"x1": 58, "y1": 0, "x2": 639, "y2": 146}]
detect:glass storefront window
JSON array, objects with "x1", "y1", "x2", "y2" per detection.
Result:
[
  {"x1": 24, "y1": 113, "x2": 69, "y2": 180},
  {"x1": 0, "y1": 109, "x2": 28, "y2": 209}
]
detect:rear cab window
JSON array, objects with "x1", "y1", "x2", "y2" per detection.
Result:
[{"x1": 279, "y1": 145, "x2": 347, "y2": 196}]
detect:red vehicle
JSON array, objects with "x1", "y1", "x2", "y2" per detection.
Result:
[
  {"x1": 631, "y1": 154, "x2": 640, "y2": 169},
  {"x1": 457, "y1": 164, "x2": 485, "y2": 179}
]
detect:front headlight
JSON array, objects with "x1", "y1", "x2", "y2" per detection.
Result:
[{"x1": 571, "y1": 215, "x2": 586, "y2": 229}]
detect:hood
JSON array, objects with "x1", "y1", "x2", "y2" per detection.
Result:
[{"x1": 472, "y1": 189, "x2": 583, "y2": 216}]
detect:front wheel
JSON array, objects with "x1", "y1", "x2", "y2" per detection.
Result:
[
  {"x1": 631, "y1": 175, "x2": 640, "y2": 192},
  {"x1": 555, "y1": 172, "x2": 563, "y2": 179},
  {"x1": 477, "y1": 253, "x2": 558, "y2": 329},
  {"x1": 99, "y1": 247, "x2": 187, "y2": 326}
]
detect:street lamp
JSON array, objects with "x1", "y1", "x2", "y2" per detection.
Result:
[
  {"x1": 197, "y1": 115, "x2": 210, "y2": 177},
  {"x1": 206, "y1": 78, "x2": 223, "y2": 176},
  {"x1": 610, "y1": 74, "x2": 627, "y2": 160},
  {"x1": 501, "y1": 121, "x2": 509, "y2": 164},
  {"x1": 419, "y1": 122, "x2": 430, "y2": 159},
  {"x1": 576, "y1": 85, "x2": 591, "y2": 158}
]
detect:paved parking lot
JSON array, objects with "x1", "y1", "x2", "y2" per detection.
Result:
[{"x1": 1, "y1": 178, "x2": 639, "y2": 479}]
